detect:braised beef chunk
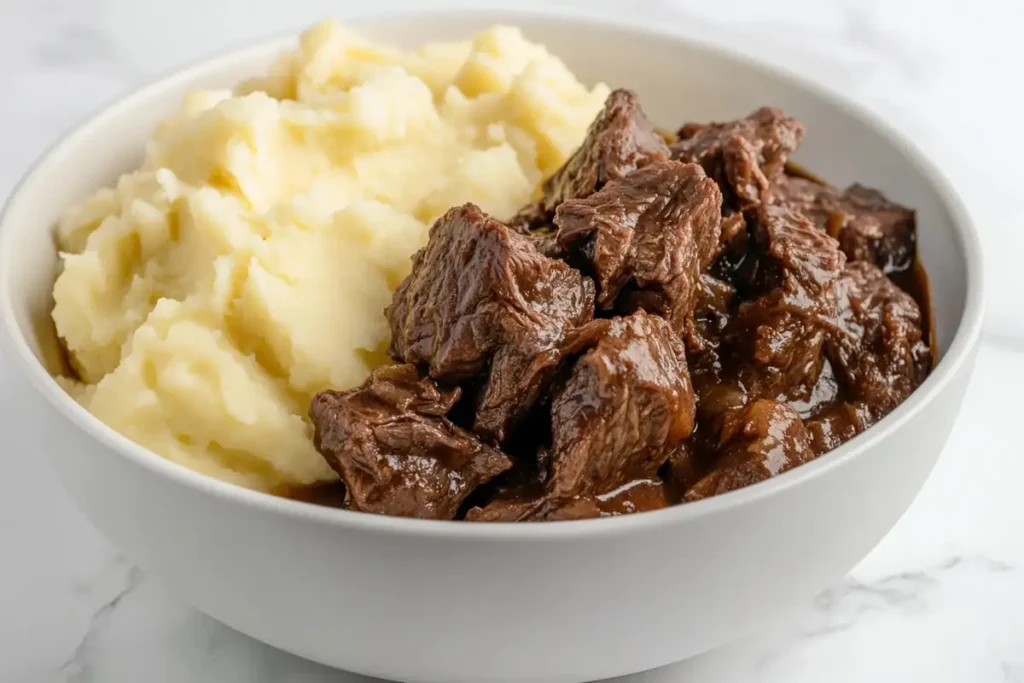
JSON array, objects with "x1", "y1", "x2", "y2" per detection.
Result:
[
  {"x1": 671, "y1": 107, "x2": 804, "y2": 211},
  {"x1": 474, "y1": 277, "x2": 593, "y2": 442},
  {"x1": 293, "y1": 94, "x2": 936, "y2": 521},
  {"x1": 769, "y1": 174, "x2": 917, "y2": 274},
  {"x1": 309, "y1": 364, "x2": 512, "y2": 519},
  {"x1": 837, "y1": 185, "x2": 916, "y2": 273},
  {"x1": 464, "y1": 493, "x2": 572, "y2": 522},
  {"x1": 553, "y1": 160, "x2": 722, "y2": 330},
  {"x1": 549, "y1": 313, "x2": 695, "y2": 497},
  {"x1": 745, "y1": 204, "x2": 846, "y2": 298},
  {"x1": 724, "y1": 205, "x2": 846, "y2": 402},
  {"x1": 799, "y1": 263, "x2": 929, "y2": 455},
  {"x1": 828, "y1": 261, "x2": 931, "y2": 412},
  {"x1": 765, "y1": 174, "x2": 836, "y2": 230},
  {"x1": 466, "y1": 478, "x2": 670, "y2": 522},
  {"x1": 467, "y1": 312, "x2": 693, "y2": 521},
  {"x1": 386, "y1": 203, "x2": 595, "y2": 442},
  {"x1": 593, "y1": 479, "x2": 671, "y2": 515},
  {"x1": 512, "y1": 89, "x2": 670, "y2": 234},
  {"x1": 545, "y1": 89, "x2": 671, "y2": 210},
  {"x1": 684, "y1": 400, "x2": 814, "y2": 502}
]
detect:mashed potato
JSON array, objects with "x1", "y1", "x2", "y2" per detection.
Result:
[{"x1": 52, "y1": 21, "x2": 609, "y2": 491}]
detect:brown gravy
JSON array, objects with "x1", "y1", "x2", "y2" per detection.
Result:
[
  {"x1": 281, "y1": 161, "x2": 936, "y2": 514},
  {"x1": 278, "y1": 482, "x2": 349, "y2": 509}
]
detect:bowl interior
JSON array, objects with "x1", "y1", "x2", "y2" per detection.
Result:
[{"x1": 0, "y1": 11, "x2": 971, "y2": 442}]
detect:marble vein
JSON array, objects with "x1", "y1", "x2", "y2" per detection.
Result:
[
  {"x1": 35, "y1": 22, "x2": 120, "y2": 69},
  {"x1": 804, "y1": 555, "x2": 1017, "y2": 639},
  {"x1": 57, "y1": 563, "x2": 145, "y2": 682},
  {"x1": 1003, "y1": 662, "x2": 1024, "y2": 683}
]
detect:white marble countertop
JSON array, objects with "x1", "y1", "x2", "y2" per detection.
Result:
[{"x1": 2, "y1": 1, "x2": 1023, "y2": 681}]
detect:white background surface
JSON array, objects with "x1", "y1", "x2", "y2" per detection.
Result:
[{"x1": 1, "y1": 0, "x2": 1023, "y2": 681}]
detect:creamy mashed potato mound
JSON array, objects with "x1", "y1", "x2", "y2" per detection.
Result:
[{"x1": 51, "y1": 21, "x2": 609, "y2": 491}]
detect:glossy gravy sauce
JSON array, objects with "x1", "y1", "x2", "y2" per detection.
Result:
[{"x1": 280, "y1": 162, "x2": 935, "y2": 514}]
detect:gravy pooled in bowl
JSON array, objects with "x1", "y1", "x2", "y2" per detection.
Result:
[{"x1": 51, "y1": 22, "x2": 932, "y2": 519}]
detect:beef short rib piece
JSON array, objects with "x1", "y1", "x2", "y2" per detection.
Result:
[
  {"x1": 828, "y1": 261, "x2": 931, "y2": 412},
  {"x1": 764, "y1": 174, "x2": 836, "y2": 230},
  {"x1": 768, "y1": 174, "x2": 917, "y2": 274},
  {"x1": 543, "y1": 88, "x2": 671, "y2": 212},
  {"x1": 549, "y1": 312, "x2": 695, "y2": 497},
  {"x1": 722, "y1": 205, "x2": 846, "y2": 403},
  {"x1": 387, "y1": 203, "x2": 595, "y2": 442},
  {"x1": 511, "y1": 88, "x2": 670, "y2": 234},
  {"x1": 801, "y1": 262, "x2": 929, "y2": 454},
  {"x1": 671, "y1": 107, "x2": 804, "y2": 212},
  {"x1": 553, "y1": 160, "x2": 722, "y2": 332},
  {"x1": 466, "y1": 312, "x2": 694, "y2": 521},
  {"x1": 684, "y1": 399, "x2": 814, "y2": 502},
  {"x1": 837, "y1": 185, "x2": 916, "y2": 273},
  {"x1": 309, "y1": 364, "x2": 512, "y2": 519}
]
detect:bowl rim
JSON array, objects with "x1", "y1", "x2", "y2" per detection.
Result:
[{"x1": 0, "y1": 7, "x2": 985, "y2": 540}]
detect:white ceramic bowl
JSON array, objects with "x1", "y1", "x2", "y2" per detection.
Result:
[{"x1": 0, "y1": 10, "x2": 984, "y2": 683}]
